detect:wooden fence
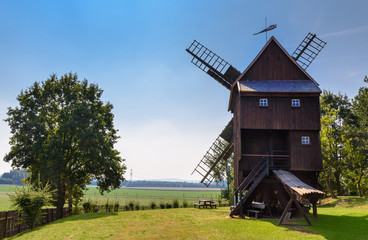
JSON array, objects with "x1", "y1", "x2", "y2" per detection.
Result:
[{"x1": 0, "y1": 208, "x2": 69, "y2": 239}]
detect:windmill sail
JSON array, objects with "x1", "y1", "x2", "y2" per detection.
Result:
[
  {"x1": 191, "y1": 119, "x2": 234, "y2": 187},
  {"x1": 292, "y1": 33, "x2": 326, "y2": 70},
  {"x1": 186, "y1": 40, "x2": 241, "y2": 90}
]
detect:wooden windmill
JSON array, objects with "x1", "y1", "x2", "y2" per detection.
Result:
[{"x1": 187, "y1": 33, "x2": 327, "y2": 224}]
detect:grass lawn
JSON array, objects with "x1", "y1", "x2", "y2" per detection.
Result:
[{"x1": 8, "y1": 196, "x2": 368, "y2": 240}]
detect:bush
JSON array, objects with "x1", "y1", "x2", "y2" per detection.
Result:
[
  {"x1": 165, "y1": 202, "x2": 172, "y2": 209},
  {"x1": 128, "y1": 201, "x2": 134, "y2": 211},
  {"x1": 182, "y1": 200, "x2": 188, "y2": 208},
  {"x1": 173, "y1": 199, "x2": 179, "y2": 208},
  {"x1": 104, "y1": 199, "x2": 110, "y2": 212},
  {"x1": 82, "y1": 199, "x2": 95, "y2": 213},
  {"x1": 113, "y1": 199, "x2": 120, "y2": 212},
  {"x1": 135, "y1": 202, "x2": 140, "y2": 211},
  {"x1": 8, "y1": 183, "x2": 53, "y2": 229},
  {"x1": 150, "y1": 201, "x2": 157, "y2": 209},
  {"x1": 82, "y1": 201, "x2": 91, "y2": 213},
  {"x1": 159, "y1": 203, "x2": 165, "y2": 209}
]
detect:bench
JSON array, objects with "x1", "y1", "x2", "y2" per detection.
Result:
[
  {"x1": 247, "y1": 202, "x2": 265, "y2": 218},
  {"x1": 194, "y1": 203, "x2": 205, "y2": 208},
  {"x1": 209, "y1": 203, "x2": 217, "y2": 209},
  {"x1": 194, "y1": 201, "x2": 217, "y2": 209},
  {"x1": 247, "y1": 209, "x2": 261, "y2": 218}
]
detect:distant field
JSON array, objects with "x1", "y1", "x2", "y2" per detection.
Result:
[{"x1": 0, "y1": 184, "x2": 221, "y2": 211}]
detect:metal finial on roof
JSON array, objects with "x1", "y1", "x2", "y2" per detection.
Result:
[{"x1": 253, "y1": 17, "x2": 277, "y2": 42}]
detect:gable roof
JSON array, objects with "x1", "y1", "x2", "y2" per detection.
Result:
[
  {"x1": 234, "y1": 36, "x2": 319, "y2": 86},
  {"x1": 228, "y1": 37, "x2": 321, "y2": 111}
]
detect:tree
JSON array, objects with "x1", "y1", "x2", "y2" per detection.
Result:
[
  {"x1": 348, "y1": 84, "x2": 368, "y2": 196},
  {"x1": 320, "y1": 106, "x2": 340, "y2": 198},
  {"x1": 1, "y1": 169, "x2": 29, "y2": 185},
  {"x1": 8, "y1": 183, "x2": 53, "y2": 229},
  {"x1": 320, "y1": 91, "x2": 355, "y2": 195},
  {"x1": 4, "y1": 73, "x2": 126, "y2": 218}
]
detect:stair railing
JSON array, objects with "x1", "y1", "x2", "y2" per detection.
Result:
[{"x1": 233, "y1": 154, "x2": 270, "y2": 206}]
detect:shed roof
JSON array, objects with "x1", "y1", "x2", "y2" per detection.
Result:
[
  {"x1": 273, "y1": 170, "x2": 325, "y2": 199},
  {"x1": 238, "y1": 80, "x2": 321, "y2": 93}
]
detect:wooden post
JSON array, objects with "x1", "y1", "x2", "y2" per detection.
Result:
[
  {"x1": 18, "y1": 213, "x2": 21, "y2": 233},
  {"x1": 279, "y1": 186, "x2": 311, "y2": 226},
  {"x1": 312, "y1": 203, "x2": 317, "y2": 218},
  {"x1": 3, "y1": 211, "x2": 8, "y2": 239},
  {"x1": 278, "y1": 198, "x2": 293, "y2": 225}
]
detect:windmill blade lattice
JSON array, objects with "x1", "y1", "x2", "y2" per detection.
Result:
[
  {"x1": 191, "y1": 119, "x2": 234, "y2": 187},
  {"x1": 186, "y1": 40, "x2": 240, "y2": 90},
  {"x1": 292, "y1": 33, "x2": 327, "y2": 70}
]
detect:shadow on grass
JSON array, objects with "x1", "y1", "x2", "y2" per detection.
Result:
[{"x1": 274, "y1": 213, "x2": 368, "y2": 240}]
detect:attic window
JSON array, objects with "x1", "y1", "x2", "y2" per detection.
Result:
[
  {"x1": 301, "y1": 136, "x2": 310, "y2": 145},
  {"x1": 259, "y1": 98, "x2": 268, "y2": 107},
  {"x1": 292, "y1": 99, "x2": 300, "y2": 107}
]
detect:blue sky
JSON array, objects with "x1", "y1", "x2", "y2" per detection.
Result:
[{"x1": 0, "y1": 0, "x2": 367, "y2": 180}]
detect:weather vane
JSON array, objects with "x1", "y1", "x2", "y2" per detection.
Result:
[{"x1": 253, "y1": 17, "x2": 277, "y2": 42}]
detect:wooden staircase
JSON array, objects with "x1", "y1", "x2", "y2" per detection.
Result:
[{"x1": 230, "y1": 156, "x2": 269, "y2": 217}]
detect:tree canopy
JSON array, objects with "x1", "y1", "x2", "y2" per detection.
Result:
[
  {"x1": 320, "y1": 78, "x2": 368, "y2": 197},
  {"x1": 4, "y1": 73, "x2": 126, "y2": 217}
]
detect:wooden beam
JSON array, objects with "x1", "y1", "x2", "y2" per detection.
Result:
[{"x1": 278, "y1": 186, "x2": 311, "y2": 226}]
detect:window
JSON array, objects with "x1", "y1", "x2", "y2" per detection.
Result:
[
  {"x1": 292, "y1": 99, "x2": 300, "y2": 107},
  {"x1": 301, "y1": 136, "x2": 310, "y2": 145},
  {"x1": 259, "y1": 98, "x2": 268, "y2": 107}
]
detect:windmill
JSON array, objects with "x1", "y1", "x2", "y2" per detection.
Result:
[
  {"x1": 186, "y1": 32, "x2": 326, "y2": 222},
  {"x1": 186, "y1": 40, "x2": 241, "y2": 187}
]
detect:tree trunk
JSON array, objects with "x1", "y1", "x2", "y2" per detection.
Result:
[
  {"x1": 357, "y1": 180, "x2": 363, "y2": 197},
  {"x1": 57, "y1": 182, "x2": 66, "y2": 219},
  {"x1": 334, "y1": 171, "x2": 342, "y2": 196},
  {"x1": 68, "y1": 194, "x2": 73, "y2": 214},
  {"x1": 325, "y1": 179, "x2": 336, "y2": 198}
]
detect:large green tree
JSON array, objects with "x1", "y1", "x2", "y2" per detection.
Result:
[
  {"x1": 4, "y1": 73, "x2": 126, "y2": 218},
  {"x1": 320, "y1": 91, "x2": 355, "y2": 195}
]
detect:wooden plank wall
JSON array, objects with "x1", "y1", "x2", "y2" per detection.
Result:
[
  {"x1": 241, "y1": 40, "x2": 310, "y2": 81},
  {"x1": 240, "y1": 96, "x2": 320, "y2": 130},
  {"x1": 233, "y1": 92, "x2": 242, "y2": 189},
  {"x1": 289, "y1": 131, "x2": 323, "y2": 171}
]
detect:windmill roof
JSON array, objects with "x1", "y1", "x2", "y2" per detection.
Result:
[
  {"x1": 233, "y1": 36, "x2": 318, "y2": 85},
  {"x1": 238, "y1": 80, "x2": 321, "y2": 93}
]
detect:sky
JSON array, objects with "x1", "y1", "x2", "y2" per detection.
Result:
[{"x1": 0, "y1": 0, "x2": 367, "y2": 181}]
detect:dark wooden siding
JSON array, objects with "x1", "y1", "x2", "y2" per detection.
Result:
[
  {"x1": 289, "y1": 131, "x2": 323, "y2": 171},
  {"x1": 241, "y1": 40, "x2": 310, "y2": 81},
  {"x1": 240, "y1": 130, "x2": 289, "y2": 171},
  {"x1": 233, "y1": 94, "x2": 242, "y2": 189},
  {"x1": 240, "y1": 95, "x2": 320, "y2": 130}
]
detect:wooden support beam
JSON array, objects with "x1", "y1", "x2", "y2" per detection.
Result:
[
  {"x1": 312, "y1": 203, "x2": 317, "y2": 218},
  {"x1": 278, "y1": 186, "x2": 311, "y2": 226}
]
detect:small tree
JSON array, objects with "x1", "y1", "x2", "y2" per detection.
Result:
[{"x1": 8, "y1": 184, "x2": 53, "y2": 229}]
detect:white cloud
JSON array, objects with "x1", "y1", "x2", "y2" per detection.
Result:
[{"x1": 321, "y1": 25, "x2": 368, "y2": 38}]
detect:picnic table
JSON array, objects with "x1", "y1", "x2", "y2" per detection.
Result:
[{"x1": 194, "y1": 200, "x2": 217, "y2": 209}]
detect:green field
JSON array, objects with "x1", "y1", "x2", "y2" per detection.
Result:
[
  {"x1": 8, "y1": 196, "x2": 368, "y2": 240},
  {"x1": 0, "y1": 184, "x2": 221, "y2": 211}
]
